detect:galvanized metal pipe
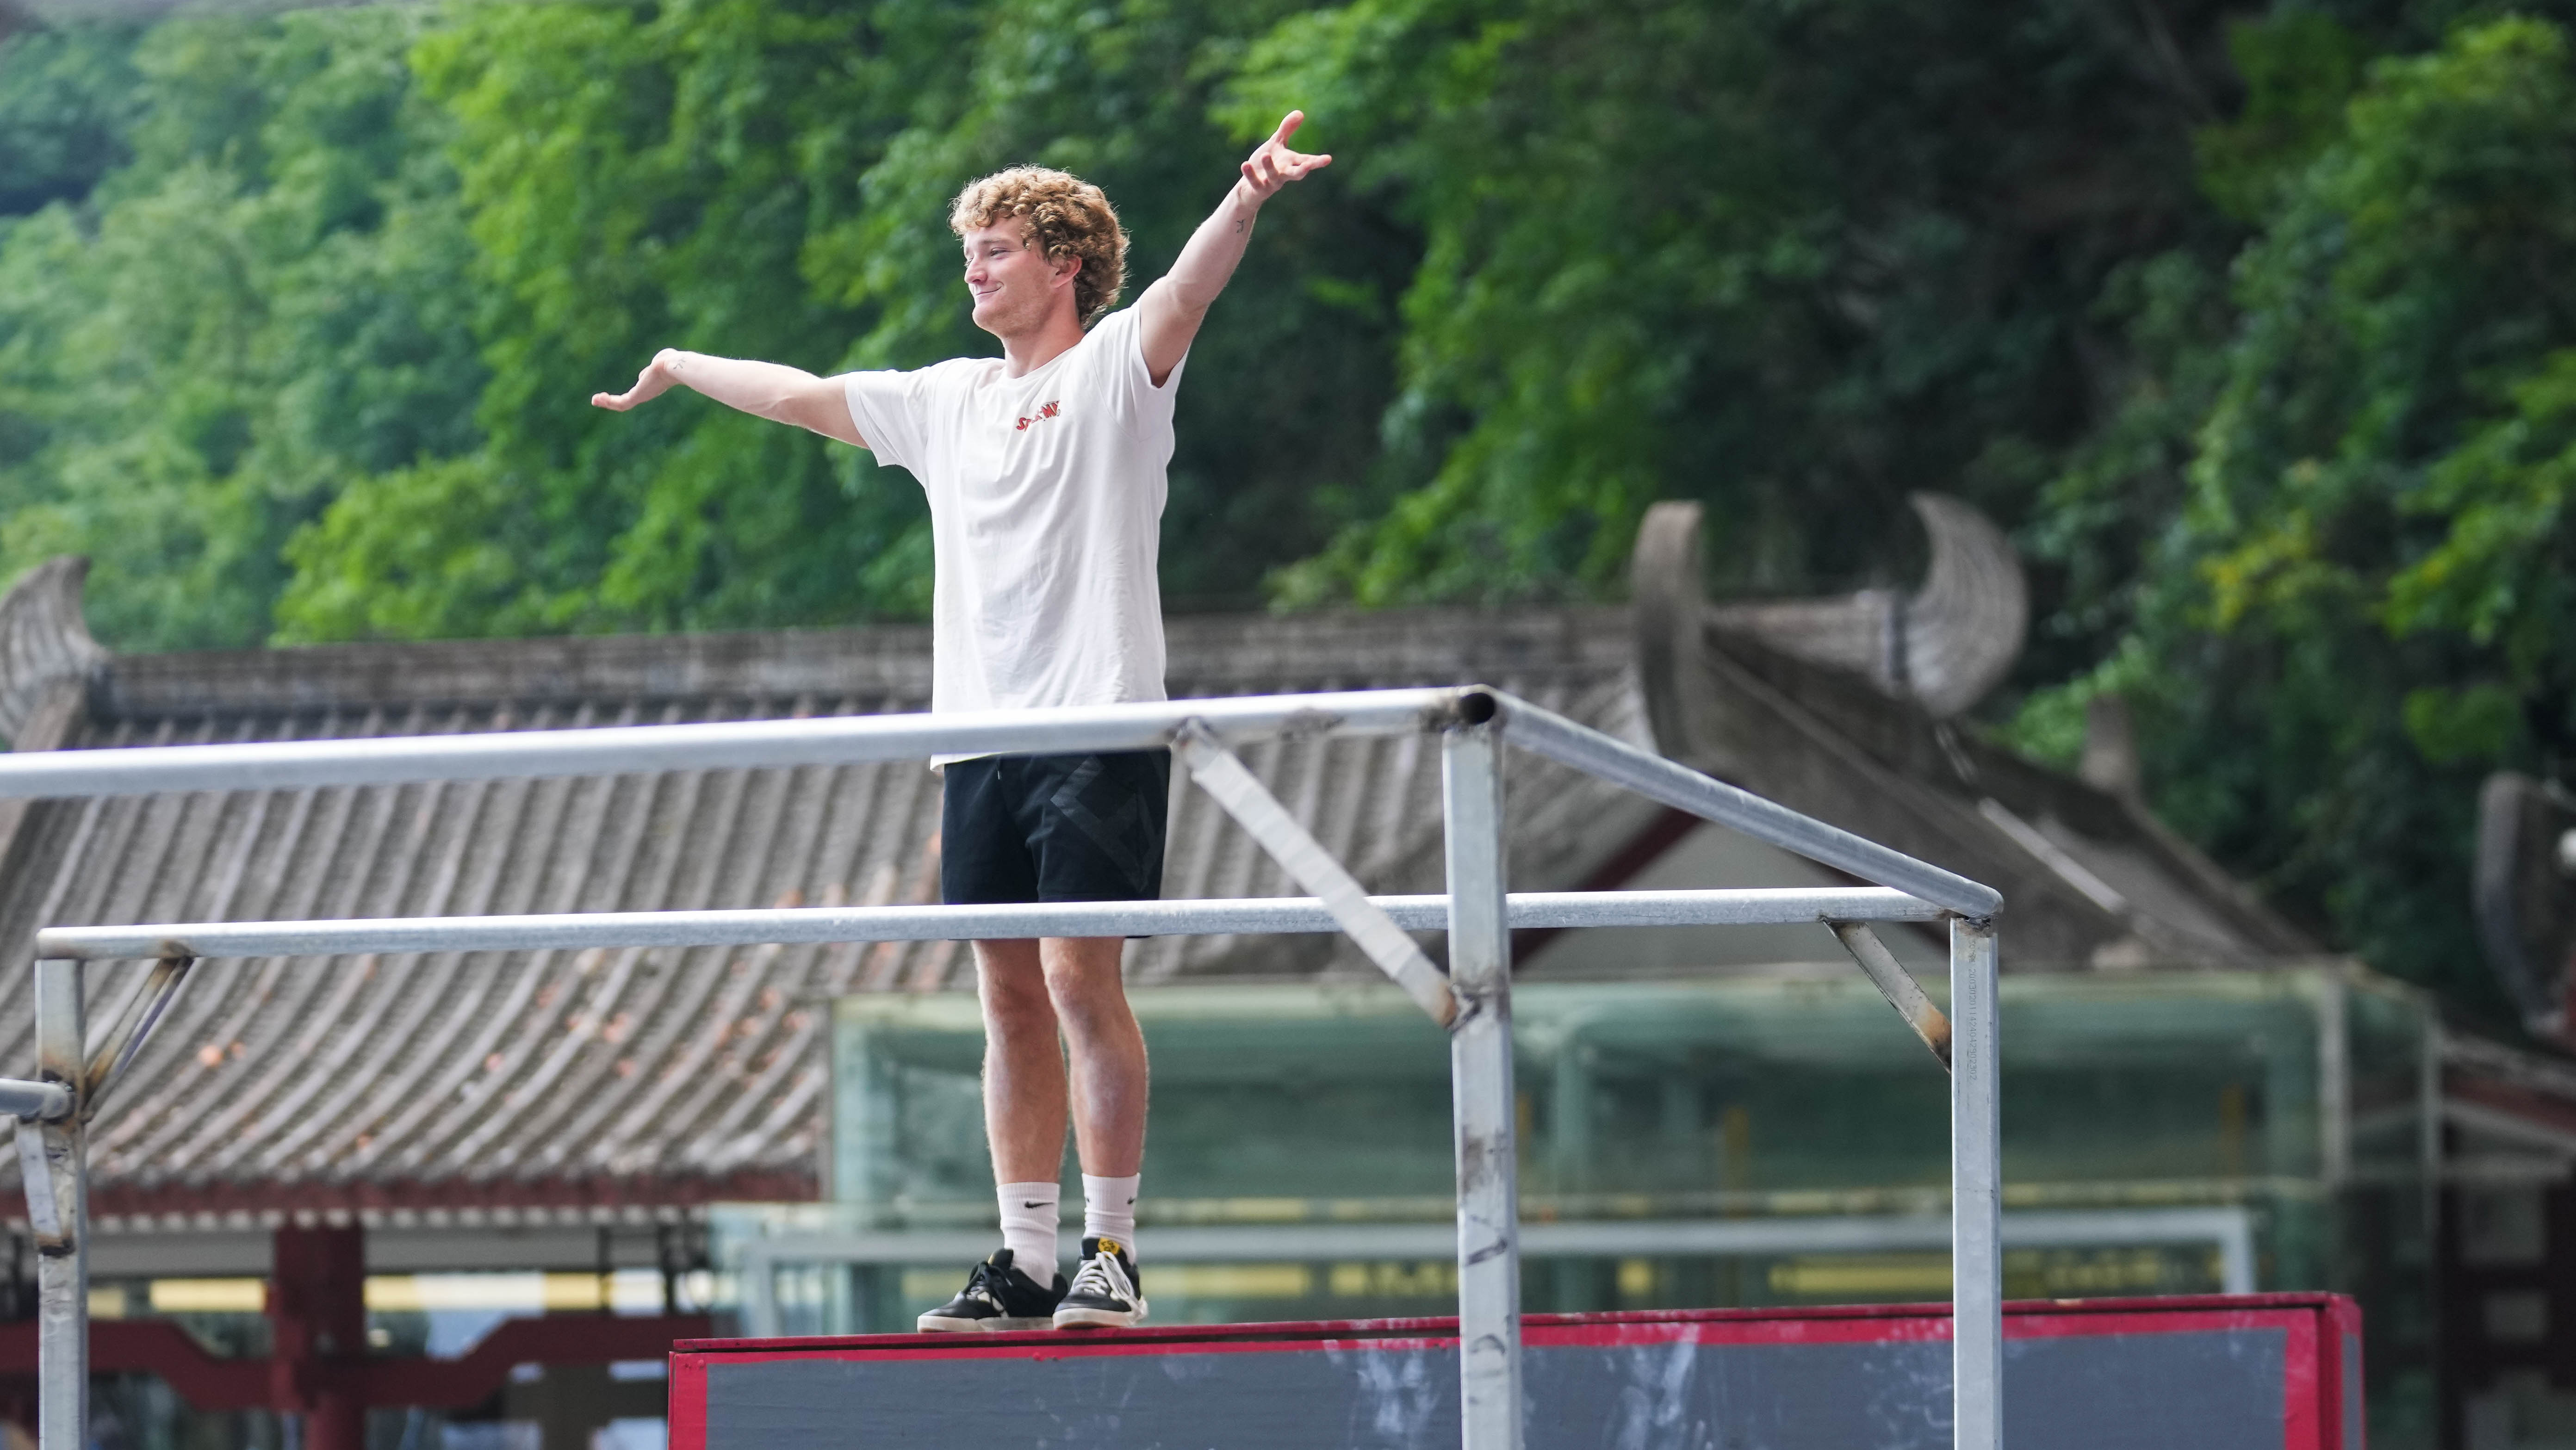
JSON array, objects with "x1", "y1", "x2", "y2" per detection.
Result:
[
  {"x1": 1443, "y1": 725, "x2": 1523, "y2": 1450},
  {"x1": 0, "y1": 685, "x2": 1999, "y2": 929},
  {"x1": 33, "y1": 886, "x2": 1945, "y2": 962},
  {"x1": 1830, "y1": 922, "x2": 1952, "y2": 1069},
  {"x1": 1949, "y1": 917, "x2": 2003, "y2": 1450},
  {"x1": 31, "y1": 961, "x2": 84, "y2": 1450},
  {"x1": 0, "y1": 688, "x2": 1478, "y2": 801},
  {"x1": 1486, "y1": 691, "x2": 2005, "y2": 920},
  {"x1": 0, "y1": 1080, "x2": 71, "y2": 1122}
]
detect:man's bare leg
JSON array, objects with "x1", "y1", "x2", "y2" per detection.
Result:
[
  {"x1": 976, "y1": 937, "x2": 1072, "y2": 1184},
  {"x1": 1035, "y1": 935, "x2": 1151, "y2": 1326},
  {"x1": 975, "y1": 935, "x2": 1149, "y2": 1174},
  {"x1": 915, "y1": 937, "x2": 1090, "y2": 1330},
  {"x1": 1041, "y1": 936, "x2": 1148, "y2": 1176}
]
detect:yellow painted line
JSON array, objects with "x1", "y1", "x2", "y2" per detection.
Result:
[{"x1": 1768, "y1": 1254, "x2": 1955, "y2": 1296}]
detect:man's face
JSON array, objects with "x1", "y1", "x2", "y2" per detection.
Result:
[{"x1": 961, "y1": 222, "x2": 1076, "y2": 338}]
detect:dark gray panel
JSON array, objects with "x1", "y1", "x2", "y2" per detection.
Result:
[
  {"x1": 1523, "y1": 1339, "x2": 1949, "y2": 1450},
  {"x1": 2003, "y1": 1330, "x2": 2284, "y2": 1450},
  {"x1": 703, "y1": 1326, "x2": 2288, "y2": 1450}
]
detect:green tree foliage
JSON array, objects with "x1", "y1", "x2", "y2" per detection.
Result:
[
  {"x1": 279, "y1": 0, "x2": 1415, "y2": 638},
  {"x1": 2018, "y1": 13, "x2": 2576, "y2": 1004},
  {"x1": 278, "y1": 0, "x2": 922, "y2": 638},
  {"x1": 0, "y1": 19, "x2": 145, "y2": 216},
  {"x1": 1, "y1": 0, "x2": 2266, "y2": 645},
  {"x1": 0, "y1": 0, "x2": 1415, "y2": 646},
  {"x1": 1242, "y1": 0, "x2": 2244, "y2": 608},
  {"x1": 0, "y1": 8, "x2": 481, "y2": 647}
]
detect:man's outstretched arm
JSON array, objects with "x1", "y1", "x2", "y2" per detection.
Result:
[
  {"x1": 1137, "y1": 111, "x2": 1331, "y2": 386},
  {"x1": 592, "y1": 350, "x2": 866, "y2": 447}
]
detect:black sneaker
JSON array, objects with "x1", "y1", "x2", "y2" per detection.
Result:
[
  {"x1": 1052, "y1": 1236, "x2": 1148, "y2": 1329},
  {"x1": 916, "y1": 1248, "x2": 1066, "y2": 1332}
]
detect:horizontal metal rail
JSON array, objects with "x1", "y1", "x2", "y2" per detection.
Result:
[
  {"x1": 1490, "y1": 694, "x2": 2005, "y2": 919},
  {"x1": 0, "y1": 688, "x2": 1480, "y2": 801},
  {"x1": 0, "y1": 1078, "x2": 69, "y2": 1122},
  {"x1": 0, "y1": 683, "x2": 1996, "y2": 922},
  {"x1": 35, "y1": 887, "x2": 1942, "y2": 962}
]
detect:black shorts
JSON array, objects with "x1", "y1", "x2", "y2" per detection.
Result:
[{"x1": 941, "y1": 749, "x2": 1172, "y2": 906}]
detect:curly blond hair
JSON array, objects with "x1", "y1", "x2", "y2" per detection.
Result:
[{"x1": 950, "y1": 166, "x2": 1129, "y2": 328}]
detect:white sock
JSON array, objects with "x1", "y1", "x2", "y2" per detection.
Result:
[
  {"x1": 1081, "y1": 1173, "x2": 1140, "y2": 1258},
  {"x1": 997, "y1": 1181, "x2": 1059, "y2": 1274}
]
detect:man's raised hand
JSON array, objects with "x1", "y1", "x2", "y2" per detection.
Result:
[
  {"x1": 592, "y1": 350, "x2": 683, "y2": 411},
  {"x1": 1237, "y1": 111, "x2": 1331, "y2": 205}
]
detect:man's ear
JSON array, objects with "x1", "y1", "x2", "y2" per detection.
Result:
[{"x1": 1053, "y1": 254, "x2": 1082, "y2": 291}]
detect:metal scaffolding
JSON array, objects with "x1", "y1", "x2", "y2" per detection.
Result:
[{"x1": 0, "y1": 684, "x2": 2004, "y2": 1450}]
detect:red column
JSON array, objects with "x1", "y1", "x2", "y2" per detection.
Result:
[{"x1": 268, "y1": 1223, "x2": 367, "y2": 1450}]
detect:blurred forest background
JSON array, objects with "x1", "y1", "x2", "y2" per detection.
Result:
[{"x1": 2, "y1": 0, "x2": 2574, "y2": 1016}]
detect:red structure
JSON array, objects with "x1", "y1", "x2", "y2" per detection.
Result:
[{"x1": 0, "y1": 1225, "x2": 710, "y2": 1450}]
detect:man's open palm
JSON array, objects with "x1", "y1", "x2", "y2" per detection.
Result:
[
  {"x1": 593, "y1": 351, "x2": 680, "y2": 411},
  {"x1": 1240, "y1": 112, "x2": 1330, "y2": 201}
]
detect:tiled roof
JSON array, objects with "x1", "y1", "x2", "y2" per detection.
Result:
[
  {"x1": 0, "y1": 591, "x2": 1650, "y2": 1228},
  {"x1": 1630, "y1": 502, "x2": 2316, "y2": 969}
]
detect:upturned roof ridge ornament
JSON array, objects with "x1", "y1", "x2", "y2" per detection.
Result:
[
  {"x1": 0, "y1": 557, "x2": 106, "y2": 747},
  {"x1": 1638, "y1": 494, "x2": 2028, "y2": 720}
]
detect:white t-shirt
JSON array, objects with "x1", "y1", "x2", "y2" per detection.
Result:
[{"x1": 841, "y1": 307, "x2": 1184, "y2": 757}]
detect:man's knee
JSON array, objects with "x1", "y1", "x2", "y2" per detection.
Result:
[
  {"x1": 977, "y1": 942, "x2": 1056, "y2": 1037},
  {"x1": 1043, "y1": 947, "x2": 1141, "y2": 1054}
]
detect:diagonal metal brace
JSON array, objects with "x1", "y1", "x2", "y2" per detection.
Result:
[
  {"x1": 1831, "y1": 922, "x2": 1952, "y2": 1070},
  {"x1": 1173, "y1": 720, "x2": 1460, "y2": 1028},
  {"x1": 78, "y1": 955, "x2": 193, "y2": 1119}
]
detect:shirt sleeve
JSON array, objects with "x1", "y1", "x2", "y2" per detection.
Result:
[
  {"x1": 1089, "y1": 307, "x2": 1187, "y2": 422},
  {"x1": 840, "y1": 368, "x2": 933, "y2": 475}
]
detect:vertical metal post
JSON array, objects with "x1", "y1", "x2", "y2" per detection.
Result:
[
  {"x1": 31, "y1": 960, "x2": 85, "y2": 1450},
  {"x1": 2317, "y1": 968, "x2": 2350, "y2": 1190},
  {"x1": 1443, "y1": 725, "x2": 1521, "y2": 1450},
  {"x1": 1949, "y1": 918, "x2": 2000, "y2": 1450}
]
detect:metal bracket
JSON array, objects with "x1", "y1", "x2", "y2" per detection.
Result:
[
  {"x1": 1830, "y1": 922, "x2": 1952, "y2": 1070},
  {"x1": 2, "y1": 1083, "x2": 73, "y2": 1256},
  {"x1": 1173, "y1": 719, "x2": 1460, "y2": 1028},
  {"x1": 5, "y1": 952, "x2": 190, "y2": 1286},
  {"x1": 11, "y1": 1123, "x2": 62, "y2": 1251}
]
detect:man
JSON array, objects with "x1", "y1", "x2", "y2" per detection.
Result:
[{"x1": 592, "y1": 115, "x2": 1331, "y2": 1331}]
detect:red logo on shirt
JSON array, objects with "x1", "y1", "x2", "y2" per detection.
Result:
[{"x1": 1014, "y1": 401, "x2": 1061, "y2": 431}]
